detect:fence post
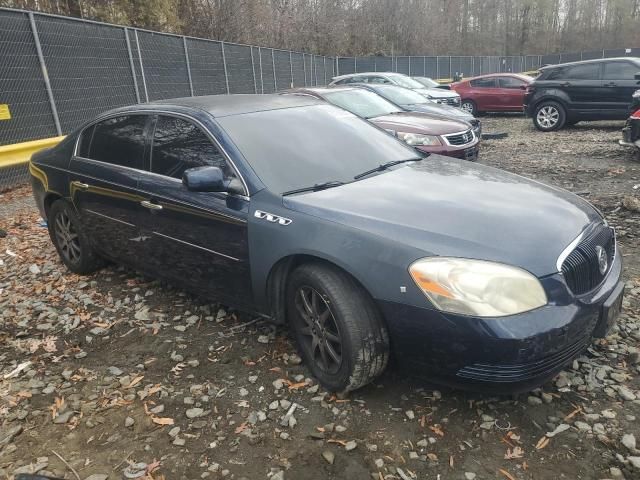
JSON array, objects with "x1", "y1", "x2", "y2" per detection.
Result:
[
  {"x1": 354, "y1": 56, "x2": 357, "y2": 73},
  {"x1": 335, "y1": 56, "x2": 339, "y2": 76},
  {"x1": 436, "y1": 56, "x2": 439, "y2": 79},
  {"x1": 323, "y1": 56, "x2": 327, "y2": 84},
  {"x1": 271, "y1": 49, "x2": 277, "y2": 91},
  {"x1": 183, "y1": 36, "x2": 194, "y2": 96},
  {"x1": 221, "y1": 42, "x2": 230, "y2": 94},
  {"x1": 124, "y1": 28, "x2": 141, "y2": 103},
  {"x1": 134, "y1": 30, "x2": 149, "y2": 102},
  {"x1": 29, "y1": 12, "x2": 62, "y2": 136},
  {"x1": 423, "y1": 56, "x2": 426, "y2": 76},
  {"x1": 251, "y1": 47, "x2": 258, "y2": 93},
  {"x1": 449, "y1": 56, "x2": 452, "y2": 79},
  {"x1": 289, "y1": 51, "x2": 294, "y2": 88},
  {"x1": 303, "y1": 54, "x2": 307, "y2": 86}
]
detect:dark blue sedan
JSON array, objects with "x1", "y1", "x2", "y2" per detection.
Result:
[{"x1": 30, "y1": 94, "x2": 623, "y2": 393}]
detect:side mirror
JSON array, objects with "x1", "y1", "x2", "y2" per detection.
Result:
[
  {"x1": 635, "y1": 72, "x2": 640, "y2": 80},
  {"x1": 182, "y1": 166, "x2": 243, "y2": 195}
]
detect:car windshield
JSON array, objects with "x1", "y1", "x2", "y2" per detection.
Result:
[
  {"x1": 216, "y1": 104, "x2": 418, "y2": 194},
  {"x1": 388, "y1": 74, "x2": 428, "y2": 89},
  {"x1": 376, "y1": 86, "x2": 429, "y2": 105},
  {"x1": 322, "y1": 89, "x2": 403, "y2": 118},
  {"x1": 414, "y1": 77, "x2": 440, "y2": 88}
]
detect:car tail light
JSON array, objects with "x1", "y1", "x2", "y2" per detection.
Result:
[
  {"x1": 631, "y1": 108, "x2": 640, "y2": 119},
  {"x1": 525, "y1": 85, "x2": 535, "y2": 95}
]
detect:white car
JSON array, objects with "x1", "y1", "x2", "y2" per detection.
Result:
[{"x1": 330, "y1": 72, "x2": 461, "y2": 107}]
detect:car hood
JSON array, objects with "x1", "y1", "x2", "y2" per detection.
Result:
[
  {"x1": 371, "y1": 112, "x2": 469, "y2": 135},
  {"x1": 403, "y1": 103, "x2": 474, "y2": 120},
  {"x1": 283, "y1": 156, "x2": 601, "y2": 277},
  {"x1": 413, "y1": 87, "x2": 459, "y2": 99}
]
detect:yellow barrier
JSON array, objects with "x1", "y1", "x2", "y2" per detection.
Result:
[{"x1": 0, "y1": 136, "x2": 65, "y2": 169}]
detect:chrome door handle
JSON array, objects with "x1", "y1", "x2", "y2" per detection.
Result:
[
  {"x1": 72, "y1": 181, "x2": 89, "y2": 191},
  {"x1": 140, "y1": 200, "x2": 163, "y2": 211}
]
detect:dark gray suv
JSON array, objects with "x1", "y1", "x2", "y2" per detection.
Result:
[{"x1": 524, "y1": 57, "x2": 640, "y2": 131}]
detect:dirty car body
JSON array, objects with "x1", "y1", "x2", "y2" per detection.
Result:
[{"x1": 30, "y1": 94, "x2": 623, "y2": 393}]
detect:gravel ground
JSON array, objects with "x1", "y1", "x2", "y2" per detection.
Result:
[{"x1": 1, "y1": 115, "x2": 640, "y2": 480}]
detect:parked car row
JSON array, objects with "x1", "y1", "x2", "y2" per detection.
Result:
[{"x1": 30, "y1": 89, "x2": 623, "y2": 395}]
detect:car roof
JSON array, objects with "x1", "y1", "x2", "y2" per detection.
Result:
[
  {"x1": 290, "y1": 86, "x2": 359, "y2": 96},
  {"x1": 149, "y1": 94, "x2": 323, "y2": 117},
  {"x1": 332, "y1": 71, "x2": 399, "y2": 80},
  {"x1": 540, "y1": 57, "x2": 640, "y2": 70},
  {"x1": 461, "y1": 72, "x2": 532, "y2": 82}
]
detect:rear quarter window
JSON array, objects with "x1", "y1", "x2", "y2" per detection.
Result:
[
  {"x1": 469, "y1": 78, "x2": 497, "y2": 88},
  {"x1": 603, "y1": 61, "x2": 638, "y2": 80}
]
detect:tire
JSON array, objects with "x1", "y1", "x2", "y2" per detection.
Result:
[
  {"x1": 286, "y1": 262, "x2": 389, "y2": 392},
  {"x1": 533, "y1": 101, "x2": 566, "y2": 131},
  {"x1": 460, "y1": 99, "x2": 477, "y2": 116},
  {"x1": 48, "y1": 200, "x2": 104, "y2": 274}
]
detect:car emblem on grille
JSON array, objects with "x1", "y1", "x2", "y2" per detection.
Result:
[{"x1": 595, "y1": 245, "x2": 608, "y2": 275}]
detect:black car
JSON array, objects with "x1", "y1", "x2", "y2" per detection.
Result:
[
  {"x1": 348, "y1": 83, "x2": 482, "y2": 136},
  {"x1": 30, "y1": 94, "x2": 623, "y2": 393},
  {"x1": 620, "y1": 89, "x2": 640, "y2": 157},
  {"x1": 525, "y1": 57, "x2": 640, "y2": 131}
]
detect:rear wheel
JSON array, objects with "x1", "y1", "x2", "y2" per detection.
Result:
[
  {"x1": 533, "y1": 101, "x2": 566, "y2": 131},
  {"x1": 48, "y1": 200, "x2": 104, "y2": 274},
  {"x1": 287, "y1": 263, "x2": 389, "y2": 392},
  {"x1": 460, "y1": 99, "x2": 477, "y2": 116}
]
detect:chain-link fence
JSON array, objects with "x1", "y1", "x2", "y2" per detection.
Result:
[
  {"x1": 336, "y1": 48, "x2": 640, "y2": 79},
  {"x1": 0, "y1": 7, "x2": 336, "y2": 191}
]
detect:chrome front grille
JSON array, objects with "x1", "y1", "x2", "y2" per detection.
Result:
[
  {"x1": 436, "y1": 97, "x2": 461, "y2": 107},
  {"x1": 560, "y1": 225, "x2": 615, "y2": 295},
  {"x1": 443, "y1": 129, "x2": 474, "y2": 146}
]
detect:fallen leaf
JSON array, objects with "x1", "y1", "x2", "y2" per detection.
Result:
[
  {"x1": 535, "y1": 436, "x2": 550, "y2": 450},
  {"x1": 152, "y1": 417, "x2": 174, "y2": 426},
  {"x1": 499, "y1": 468, "x2": 516, "y2": 480},
  {"x1": 564, "y1": 406, "x2": 582, "y2": 421},
  {"x1": 235, "y1": 422, "x2": 249, "y2": 434},
  {"x1": 429, "y1": 425, "x2": 444, "y2": 437},
  {"x1": 328, "y1": 439, "x2": 348, "y2": 446},
  {"x1": 504, "y1": 446, "x2": 524, "y2": 459},
  {"x1": 125, "y1": 375, "x2": 144, "y2": 389}
]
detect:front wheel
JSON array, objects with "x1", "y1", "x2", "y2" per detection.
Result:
[
  {"x1": 460, "y1": 99, "x2": 477, "y2": 116},
  {"x1": 287, "y1": 263, "x2": 389, "y2": 392},
  {"x1": 533, "y1": 101, "x2": 566, "y2": 131}
]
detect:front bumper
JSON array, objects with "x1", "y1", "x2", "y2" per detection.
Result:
[
  {"x1": 377, "y1": 250, "x2": 623, "y2": 393},
  {"x1": 433, "y1": 97, "x2": 461, "y2": 108},
  {"x1": 417, "y1": 140, "x2": 480, "y2": 162},
  {"x1": 620, "y1": 118, "x2": 640, "y2": 149}
]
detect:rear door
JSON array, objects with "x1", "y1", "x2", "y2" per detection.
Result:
[
  {"x1": 467, "y1": 77, "x2": 500, "y2": 110},
  {"x1": 602, "y1": 60, "x2": 640, "y2": 116},
  {"x1": 69, "y1": 114, "x2": 150, "y2": 262},
  {"x1": 137, "y1": 114, "x2": 252, "y2": 307},
  {"x1": 496, "y1": 76, "x2": 528, "y2": 110}
]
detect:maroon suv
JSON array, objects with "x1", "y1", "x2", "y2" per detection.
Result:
[{"x1": 287, "y1": 87, "x2": 480, "y2": 161}]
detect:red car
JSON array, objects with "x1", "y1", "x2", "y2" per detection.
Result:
[{"x1": 450, "y1": 73, "x2": 532, "y2": 116}]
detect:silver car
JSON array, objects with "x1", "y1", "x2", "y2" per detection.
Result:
[{"x1": 329, "y1": 72, "x2": 461, "y2": 107}]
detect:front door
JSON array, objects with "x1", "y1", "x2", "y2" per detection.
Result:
[
  {"x1": 601, "y1": 60, "x2": 640, "y2": 116},
  {"x1": 560, "y1": 62, "x2": 606, "y2": 113},
  {"x1": 137, "y1": 114, "x2": 252, "y2": 307},
  {"x1": 69, "y1": 114, "x2": 150, "y2": 262}
]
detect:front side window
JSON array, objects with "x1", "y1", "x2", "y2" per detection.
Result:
[
  {"x1": 388, "y1": 74, "x2": 426, "y2": 89},
  {"x1": 470, "y1": 78, "x2": 497, "y2": 88},
  {"x1": 498, "y1": 77, "x2": 526, "y2": 89},
  {"x1": 151, "y1": 115, "x2": 235, "y2": 180},
  {"x1": 87, "y1": 115, "x2": 148, "y2": 168},
  {"x1": 565, "y1": 63, "x2": 600, "y2": 80},
  {"x1": 603, "y1": 61, "x2": 638, "y2": 80},
  {"x1": 367, "y1": 76, "x2": 391, "y2": 84},
  {"x1": 323, "y1": 89, "x2": 403, "y2": 118}
]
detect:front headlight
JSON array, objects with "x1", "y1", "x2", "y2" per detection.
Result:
[
  {"x1": 408, "y1": 257, "x2": 547, "y2": 317},
  {"x1": 396, "y1": 132, "x2": 442, "y2": 146}
]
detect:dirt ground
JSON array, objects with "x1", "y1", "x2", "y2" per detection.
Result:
[{"x1": 1, "y1": 115, "x2": 640, "y2": 480}]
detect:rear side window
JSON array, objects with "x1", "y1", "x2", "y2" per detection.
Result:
[
  {"x1": 367, "y1": 76, "x2": 391, "y2": 84},
  {"x1": 88, "y1": 115, "x2": 147, "y2": 168},
  {"x1": 603, "y1": 61, "x2": 638, "y2": 80},
  {"x1": 564, "y1": 63, "x2": 600, "y2": 80},
  {"x1": 470, "y1": 78, "x2": 497, "y2": 88},
  {"x1": 498, "y1": 77, "x2": 526, "y2": 89},
  {"x1": 151, "y1": 115, "x2": 235, "y2": 180}
]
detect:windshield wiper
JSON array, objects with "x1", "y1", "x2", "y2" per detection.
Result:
[
  {"x1": 281, "y1": 180, "x2": 346, "y2": 196},
  {"x1": 353, "y1": 158, "x2": 423, "y2": 180}
]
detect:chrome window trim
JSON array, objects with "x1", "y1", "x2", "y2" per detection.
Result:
[
  {"x1": 152, "y1": 231, "x2": 240, "y2": 262},
  {"x1": 73, "y1": 109, "x2": 250, "y2": 197},
  {"x1": 442, "y1": 129, "x2": 475, "y2": 147}
]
